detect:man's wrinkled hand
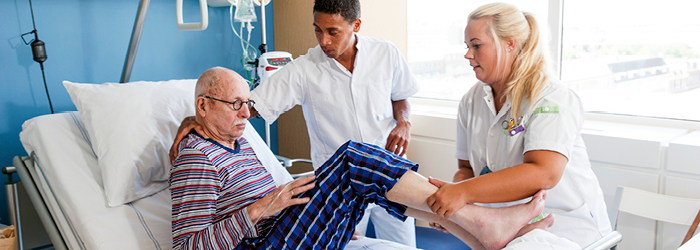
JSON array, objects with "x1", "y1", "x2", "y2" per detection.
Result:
[
  {"x1": 247, "y1": 175, "x2": 316, "y2": 223},
  {"x1": 385, "y1": 121, "x2": 410, "y2": 156}
]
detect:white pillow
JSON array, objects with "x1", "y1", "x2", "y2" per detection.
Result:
[{"x1": 63, "y1": 79, "x2": 196, "y2": 207}]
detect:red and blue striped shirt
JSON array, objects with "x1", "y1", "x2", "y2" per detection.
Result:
[{"x1": 170, "y1": 133, "x2": 276, "y2": 250}]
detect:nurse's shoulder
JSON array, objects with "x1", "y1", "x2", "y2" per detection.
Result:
[{"x1": 531, "y1": 80, "x2": 582, "y2": 107}]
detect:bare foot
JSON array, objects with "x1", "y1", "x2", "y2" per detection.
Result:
[
  {"x1": 450, "y1": 190, "x2": 547, "y2": 250},
  {"x1": 515, "y1": 214, "x2": 554, "y2": 238}
]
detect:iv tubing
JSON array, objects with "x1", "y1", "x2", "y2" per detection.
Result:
[
  {"x1": 230, "y1": 5, "x2": 257, "y2": 82},
  {"x1": 252, "y1": 184, "x2": 287, "y2": 225}
]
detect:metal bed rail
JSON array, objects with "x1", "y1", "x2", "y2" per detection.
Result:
[
  {"x1": 9, "y1": 155, "x2": 68, "y2": 250},
  {"x1": 275, "y1": 155, "x2": 315, "y2": 179}
]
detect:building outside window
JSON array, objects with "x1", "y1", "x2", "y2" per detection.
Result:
[{"x1": 561, "y1": 0, "x2": 700, "y2": 121}]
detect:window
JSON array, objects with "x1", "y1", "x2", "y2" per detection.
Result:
[
  {"x1": 408, "y1": 0, "x2": 700, "y2": 123},
  {"x1": 407, "y1": 0, "x2": 550, "y2": 101},
  {"x1": 561, "y1": 0, "x2": 700, "y2": 121}
]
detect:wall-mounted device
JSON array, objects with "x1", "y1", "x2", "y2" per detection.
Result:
[
  {"x1": 21, "y1": 0, "x2": 53, "y2": 114},
  {"x1": 257, "y1": 51, "x2": 293, "y2": 85}
]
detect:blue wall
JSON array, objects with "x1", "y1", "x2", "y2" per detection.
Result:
[{"x1": 0, "y1": 0, "x2": 276, "y2": 226}]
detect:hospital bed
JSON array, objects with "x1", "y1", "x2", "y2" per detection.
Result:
[
  {"x1": 12, "y1": 113, "x2": 624, "y2": 250},
  {"x1": 10, "y1": 92, "x2": 421, "y2": 249}
]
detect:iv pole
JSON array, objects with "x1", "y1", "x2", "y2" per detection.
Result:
[
  {"x1": 121, "y1": 0, "x2": 150, "y2": 83},
  {"x1": 258, "y1": 0, "x2": 273, "y2": 148}
]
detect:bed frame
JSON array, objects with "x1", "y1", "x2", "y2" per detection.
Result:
[{"x1": 8, "y1": 155, "x2": 68, "y2": 250}]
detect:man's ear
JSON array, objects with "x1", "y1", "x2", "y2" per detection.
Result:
[
  {"x1": 196, "y1": 96, "x2": 207, "y2": 118},
  {"x1": 352, "y1": 18, "x2": 361, "y2": 32}
]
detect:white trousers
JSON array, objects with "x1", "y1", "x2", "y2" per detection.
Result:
[
  {"x1": 354, "y1": 203, "x2": 417, "y2": 247},
  {"x1": 504, "y1": 229, "x2": 582, "y2": 250}
]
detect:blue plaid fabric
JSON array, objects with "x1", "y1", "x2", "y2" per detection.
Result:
[{"x1": 237, "y1": 140, "x2": 419, "y2": 249}]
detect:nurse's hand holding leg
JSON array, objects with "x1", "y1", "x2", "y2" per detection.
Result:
[
  {"x1": 427, "y1": 150, "x2": 566, "y2": 218},
  {"x1": 387, "y1": 171, "x2": 553, "y2": 250}
]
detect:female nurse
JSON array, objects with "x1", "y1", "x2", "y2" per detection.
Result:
[{"x1": 426, "y1": 2, "x2": 612, "y2": 247}]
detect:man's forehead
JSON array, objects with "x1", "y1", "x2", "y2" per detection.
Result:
[
  {"x1": 221, "y1": 79, "x2": 250, "y2": 100},
  {"x1": 313, "y1": 12, "x2": 351, "y2": 28}
]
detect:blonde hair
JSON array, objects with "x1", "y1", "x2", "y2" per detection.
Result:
[{"x1": 469, "y1": 2, "x2": 551, "y2": 120}]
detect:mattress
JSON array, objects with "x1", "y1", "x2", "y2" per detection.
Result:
[{"x1": 20, "y1": 112, "x2": 171, "y2": 249}]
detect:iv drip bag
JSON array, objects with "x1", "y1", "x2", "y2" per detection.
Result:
[{"x1": 234, "y1": 0, "x2": 257, "y2": 22}]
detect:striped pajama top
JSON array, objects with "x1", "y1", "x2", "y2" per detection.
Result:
[{"x1": 170, "y1": 133, "x2": 277, "y2": 250}]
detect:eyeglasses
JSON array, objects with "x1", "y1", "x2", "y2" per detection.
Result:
[{"x1": 202, "y1": 95, "x2": 255, "y2": 111}]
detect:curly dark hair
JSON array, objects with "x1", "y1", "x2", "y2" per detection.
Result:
[{"x1": 313, "y1": 0, "x2": 360, "y2": 24}]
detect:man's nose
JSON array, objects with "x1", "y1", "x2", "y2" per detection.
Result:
[
  {"x1": 321, "y1": 34, "x2": 331, "y2": 46},
  {"x1": 238, "y1": 103, "x2": 250, "y2": 118}
]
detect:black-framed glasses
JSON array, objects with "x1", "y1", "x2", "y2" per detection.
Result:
[{"x1": 202, "y1": 95, "x2": 255, "y2": 111}]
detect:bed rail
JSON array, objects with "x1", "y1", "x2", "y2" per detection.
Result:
[
  {"x1": 11, "y1": 155, "x2": 68, "y2": 250},
  {"x1": 275, "y1": 155, "x2": 315, "y2": 179}
]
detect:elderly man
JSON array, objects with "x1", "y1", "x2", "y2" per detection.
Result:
[{"x1": 170, "y1": 67, "x2": 554, "y2": 250}]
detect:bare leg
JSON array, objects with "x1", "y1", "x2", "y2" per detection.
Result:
[{"x1": 386, "y1": 171, "x2": 547, "y2": 250}]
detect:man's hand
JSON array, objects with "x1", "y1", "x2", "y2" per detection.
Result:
[
  {"x1": 351, "y1": 230, "x2": 364, "y2": 240},
  {"x1": 428, "y1": 222, "x2": 449, "y2": 233},
  {"x1": 169, "y1": 116, "x2": 203, "y2": 164},
  {"x1": 247, "y1": 175, "x2": 316, "y2": 223},
  {"x1": 387, "y1": 99, "x2": 411, "y2": 156},
  {"x1": 426, "y1": 177, "x2": 469, "y2": 218},
  {"x1": 385, "y1": 121, "x2": 410, "y2": 156}
]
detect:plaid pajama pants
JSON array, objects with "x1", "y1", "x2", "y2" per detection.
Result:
[{"x1": 237, "y1": 140, "x2": 419, "y2": 249}]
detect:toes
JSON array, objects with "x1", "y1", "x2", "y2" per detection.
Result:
[
  {"x1": 534, "y1": 189, "x2": 546, "y2": 201},
  {"x1": 542, "y1": 214, "x2": 554, "y2": 228}
]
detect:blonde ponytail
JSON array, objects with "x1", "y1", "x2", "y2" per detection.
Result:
[{"x1": 504, "y1": 12, "x2": 549, "y2": 120}]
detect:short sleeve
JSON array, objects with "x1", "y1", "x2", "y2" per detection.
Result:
[
  {"x1": 455, "y1": 94, "x2": 471, "y2": 160},
  {"x1": 390, "y1": 45, "x2": 420, "y2": 101},
  {"x1": 251, "y1": 60, "x2": 306, "y2": 123},
  {"x1": 523, "y1": 88, "x2": 584, "y2": 160}
]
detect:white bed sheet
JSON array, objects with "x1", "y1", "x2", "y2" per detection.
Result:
[
  {"x1": 21, "y1": 112, "x2": 172, "y2": 249},
  {"x1": 19, "y1": 112, "x2": 420, "y2": 250}
]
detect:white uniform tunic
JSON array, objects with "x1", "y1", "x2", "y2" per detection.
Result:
[
  {"x1": 456, "y1": 80, "x2": 612, "y2": 247},
  {"x1": 251, "y1": 33, "x2": 420, "y2": 247},
  {"x1": 252, "y1": 34, "x2": 419, "y2": 168}
]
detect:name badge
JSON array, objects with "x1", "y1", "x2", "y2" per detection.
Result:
[{"x1": 508, "y1": 125, "x2": 525, "y2": 136}]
